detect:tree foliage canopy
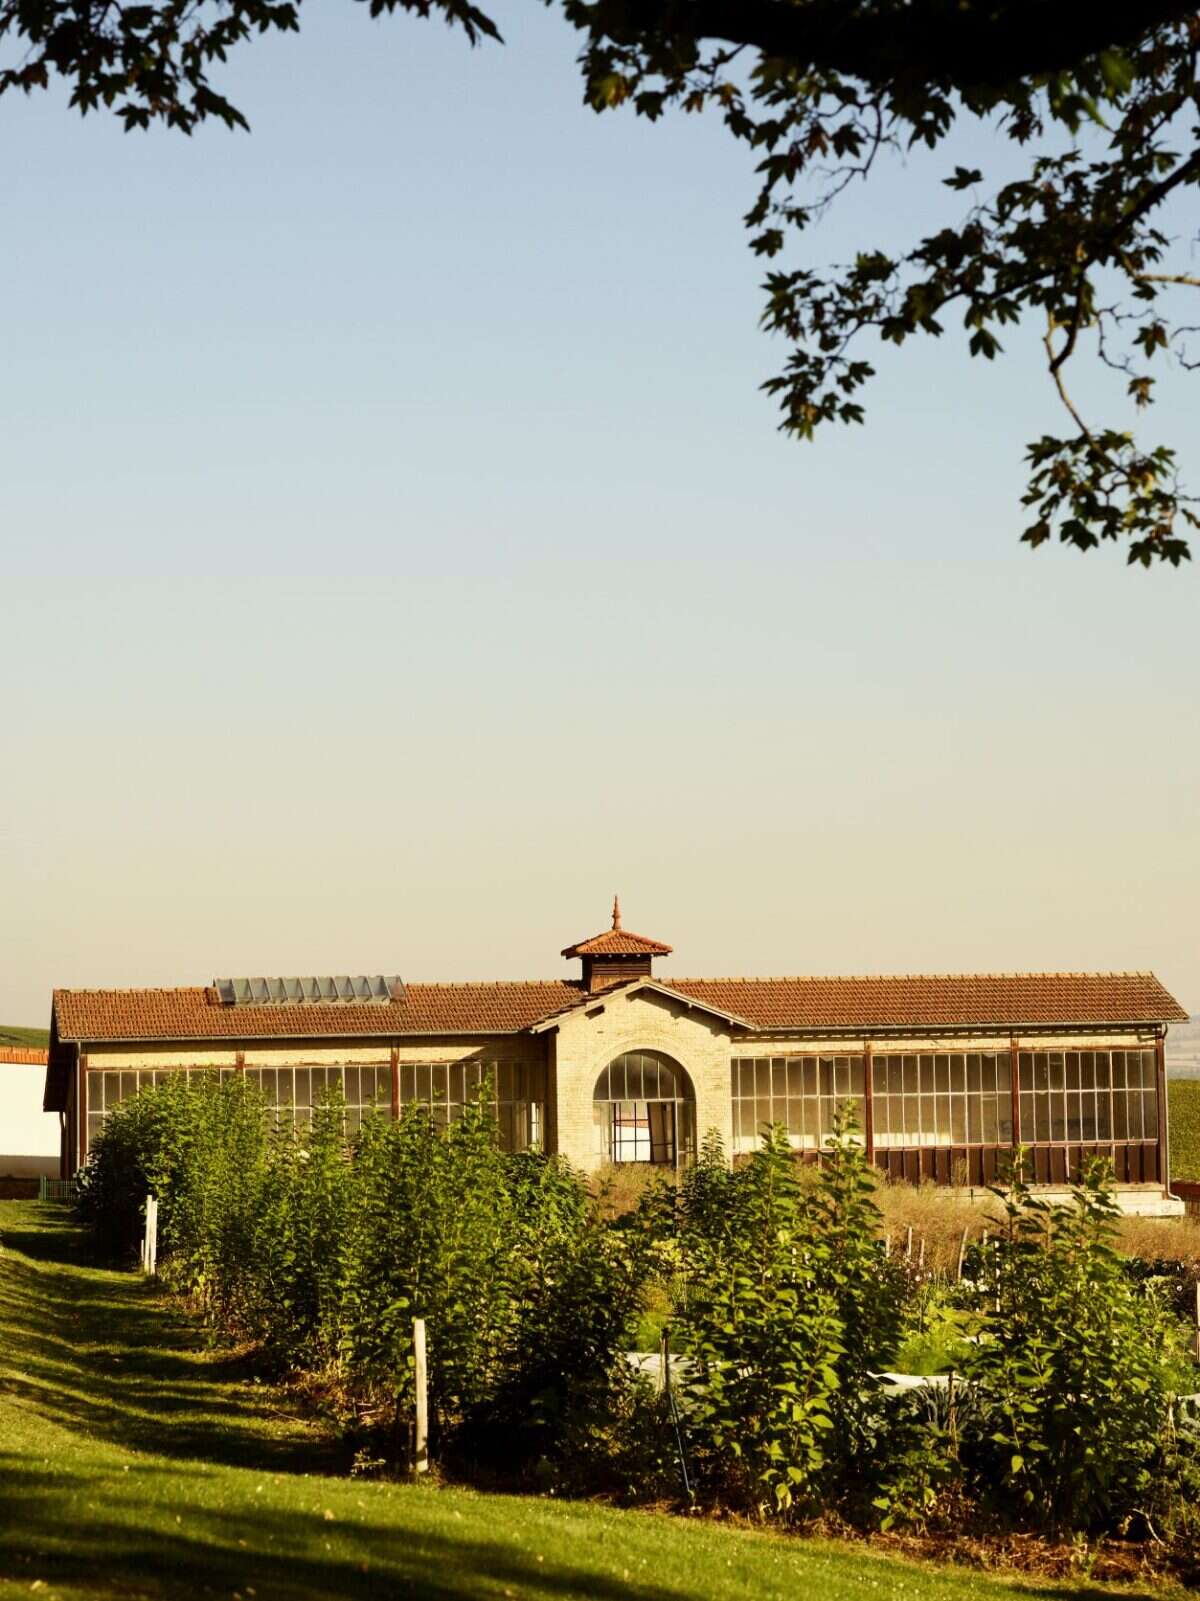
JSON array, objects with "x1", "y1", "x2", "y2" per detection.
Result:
[{"x1": 6, "y1": 0, "x2": 1198, "y2": 564}]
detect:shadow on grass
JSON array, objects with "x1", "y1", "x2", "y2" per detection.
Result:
[
  {"x1": 0, "y1": 1454, "x2": 1162, "y2": 1601},
  {"x1": 0, "y1": 1204, "x2": 347, "y2": 1475}
]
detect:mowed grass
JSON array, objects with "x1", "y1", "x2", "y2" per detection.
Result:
[
  {"x1": 0, "y1": 1205, "x2": 1173, "y2": 1601},
  {"x1": 1169, "y1": 1080, "x2": 1200, "y2": 1182}
]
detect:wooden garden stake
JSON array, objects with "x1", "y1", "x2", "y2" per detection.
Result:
[
  {"x1": 413, "y1": 1318, "x2": 429, "y2": 1475},
  {"x1": 947, "y1": 1368, "x2": 957, "y2": 1455},
  {"x1": 1194, "y1": 1282, "x2": 1200, "y2": 1363},
  {"x1": 905, "y1": 1225, "x2": 913, "y2": 1260},
  {"x1": 141, "y1": 1193, "x2": 158, "y2": 1276},
  {"x1": 956, "y1": 1226, "x2": 968, "y2": 1282},
  {"x1": 917, "y1": 1236, "x2": 925, "y2": 1270}
]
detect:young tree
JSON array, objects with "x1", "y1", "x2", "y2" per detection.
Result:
[{"x1": 5, "y1": 0, "x2": 1197, "y2": 563}]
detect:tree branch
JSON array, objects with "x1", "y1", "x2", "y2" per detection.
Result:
[{"x1": 595, "y1": 0, "x2": 1198, "y2": 92}]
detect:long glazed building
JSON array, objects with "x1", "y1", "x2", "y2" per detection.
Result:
[{"x1": 43, "y1": 902, "x2": 1189, "y2": 1213}]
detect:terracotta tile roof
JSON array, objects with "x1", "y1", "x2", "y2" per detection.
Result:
[
  {"x1": 50, "y1": 971, "x2": 1186, "y2": 1047},
  {"x1": 561, "y1": 896, "x2": 672, "y2": 958},
  {"x1": 665, "y1": 973, "x2": 1188, "y2": 1029},
  {"x1": 52, "y1": 982, "x2": 585, "y2": 1044},
  {"x1": 0, "y1": 1046, "x2": 48, "y2": 1066},
  {"x1": 560, "y1": 929, "x2": 673, "y2": 958}
]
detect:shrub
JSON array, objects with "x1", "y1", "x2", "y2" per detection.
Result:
[
  {"x1": 963, "y1": 1156, "x2": 1181, "y2": 1533},
  {"x1": 673, "y1": 1126, "x2": 843, "y2": 1519},
  {"x1": 457, "y1": 1152, "x2": 656, "y2": 1491},
  {"x1": 246, "y1": 1091, "x2": 354, "y2": 1369},
  {"x1": 339, "y1": 1097, "x2": 523, "y2": 1448}
]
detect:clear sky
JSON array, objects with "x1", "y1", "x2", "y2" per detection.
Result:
[{"x1": 2, "y1": 0, "x2": 1197, "y2": 1075}]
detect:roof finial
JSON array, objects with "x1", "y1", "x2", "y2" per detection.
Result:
[{"x1": 612, "y1": 894, "x2": 621, "y2": 930}]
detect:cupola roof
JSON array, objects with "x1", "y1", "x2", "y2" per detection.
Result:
[{"x1": 560, "y1": 896, "x2": 673, "y2": 959}]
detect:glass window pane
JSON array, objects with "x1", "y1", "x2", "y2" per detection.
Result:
[
  {"x1": 754, "y1": 1060, "x2": 769, "y2": 1096},
  {"x1": 1065, "y1": 1052, "x2": 1079, "y2": 1091},
  {"x1": 980, "y1": 1094, "x2": 998, "y2": 1143},
  {"x1": 919, "y1": 1055, "x2": 934, "y2": 1093},
  {"x1": 1079, "y1": 1093, "x2": 1099, "y2": 1140},
  {"x1": 903, "y1": 1056, "x2": 918, "y2": 1094},
  {"x1": 1050, "y1": 1092, "x2": 1067, "y2": 1141},
  {"x1": 1019, "y1": 1091, "x2": 1035, "y2": 1141},
  {"x1": 1096, "y1": 1091, "x2": 1112, "y2": 1140},
  {"x1": 1018, "y1": 1052, "x2": 1034, "y2": 1089},
  {"x1": 995, "y1": 1054, "x2": 1012, "y2": 1092},
  {"x1": 772, "y1": 1059, "x2": 787, "y2": 1099},
  {"x1": 1142, "y1": 1051, "x2": 1158, "y2": 1088},
  {"x1": 400, "y1": 1064, "x2": 415, "y2": 1103},
  {"x1": 1113, "y1": 1093, "x2": 1129, "y2": 1140},
  {"x1": 874, "y1": 1093, "x2": 890, "y2": 1138},
  {"x1": 756, "y1": 1096, "x2": 772, "y2": 1135},
  {"x1": 951, "y1": 1095, "x2": 967, "y2": 1144},
  {"x1": 902, "y1": 1095, "x2": 920, "y2": 1141},
  {"x1": 935, "y1": 1094, "x2": 951, "y2": 1139},
  {"x1": 934, "y1": 1055, "x2": 950, "y2": 1093},
  {"x1": 951, "y1": 1055, "x2": 967, "y2": 1093},
  {"x1": 849, "y1": 1056, "x2": 865, "y2": 1095},
  {"x1": 788, "y1": 1059, "x2": 804, "y2": 1097},
  {"x1": 1110, "y1": 1052, "x2": 1126, "y2": 1089},
  {"x1": 966, "y1": 1055, "x2": 982, "y2": 1093}
]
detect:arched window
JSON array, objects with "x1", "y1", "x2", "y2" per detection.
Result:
[{"x1": 593, "y1": 1050, "x2": 696, "y2": 1168}]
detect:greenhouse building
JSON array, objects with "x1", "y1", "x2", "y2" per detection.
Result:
[{"x1": 43, "y1": 900, "x2": 1188, "y2": 1214}]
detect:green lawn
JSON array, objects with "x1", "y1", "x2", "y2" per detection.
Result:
[
  {"x1": 0, "y1": 1023, "x2": 49, "y2": 1048},
  {"x1": 1169, "y1": 1080, "x2": 1200, "y2": 1182},
  {"x1": 0, "y1": 1203, "x2": 1172, "y2": 1601}
]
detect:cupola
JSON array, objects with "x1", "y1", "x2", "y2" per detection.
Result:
[{"x1": 561, "y1": 897, "x2": 673, "y2": 994}]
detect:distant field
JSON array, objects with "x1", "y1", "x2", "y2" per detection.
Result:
[
  {"x1": 1169, "y1": 1079, "x2": 1200, "y2": 1182},
  {"x1": 0, "y1": 1025, "x2": 48, "y2": 1049}
]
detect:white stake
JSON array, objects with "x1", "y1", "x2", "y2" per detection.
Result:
[{"x1": 413, "y1": 1318, "x2": 429, "y2": 1474}]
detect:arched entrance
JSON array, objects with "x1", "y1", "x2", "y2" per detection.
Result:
[{"x1": 593, "y1": 1050, "x2": 696, "y2": 1168}]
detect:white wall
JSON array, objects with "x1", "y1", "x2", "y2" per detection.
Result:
[{"x1": 0, "y1": 1063, "x2": 60, "y2": 1169}]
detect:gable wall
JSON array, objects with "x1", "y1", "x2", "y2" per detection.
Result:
[{"x1": 551, "y1": 988, "x2": 734, "y2": 1169}]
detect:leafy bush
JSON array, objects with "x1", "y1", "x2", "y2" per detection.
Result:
[
  {"x1": 673, "y1": 1125, "x2": 843, "y2": 1518},
  {"x1": 77, "y1": 1082, "x2": 1200, "y2": 1545},
  {"x1": 670, "y1": 1113, "x2": 907, "y2": 1522},
  {"x1": 79, "y1": 1075, "x2": 647, "y2": 1482},
  {"x1": 963, "y1": 1157, "x2": 1181, "y2": 1533}
]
